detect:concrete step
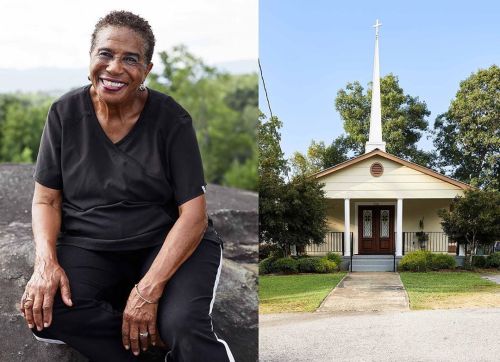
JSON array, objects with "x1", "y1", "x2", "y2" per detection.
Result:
[
  {"x1": 352, "y1": 259, "x2": 394, "y2": 266},
  {"x1": 350, "y1": 255, "x2": 396, "y2": 272},
  {"x1": 351, "y1": 264, "x2": 395, "y2": 272}
]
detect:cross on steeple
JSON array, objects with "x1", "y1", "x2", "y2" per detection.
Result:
[{"x1": 373, "y1": 19, "x2": 382, "y2": 38}]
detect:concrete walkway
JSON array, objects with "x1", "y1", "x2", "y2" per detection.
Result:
[
  {"x1": 482, "y1": 274, "x2": 500, "y2": 284},
  {"x1": 317, "y1": 272, "x2": 409, "y2": 312}
]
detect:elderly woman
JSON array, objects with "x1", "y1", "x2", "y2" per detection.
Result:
[{"x1": 20, "y1": 10, "x2": 234, "y2": 362}]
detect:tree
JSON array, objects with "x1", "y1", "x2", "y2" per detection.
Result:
[
  {"x1": 258, "y1": 114, "x2": 328, "y2": 257},
  {"x1": 438, "y1": 189, "x2": 500, "y2": 267},
  {"x1": 335, "y1": 74, "x2": 434, "y2": 167},
  {"x1": 147, "y1": 45, "x2": 258, "y2": 189},
  {"x1": 258, "y1": 114, "x2": 288, "y2": 255},
  {"x1": 0, "y1": 94, "x2": 52, "y2": 163},
  {"x1": 281, "y1": 175, "x2": 328, "y2": 255},
  {"x1": 434, "y1": 65, "x2": 500, "y2": 190},
  {"x1": 290, "y1": 136, "x2": 351, "y2": 176}
]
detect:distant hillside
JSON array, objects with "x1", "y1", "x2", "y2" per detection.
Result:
[{"x1": 0, "y1": 59, "x2": 256, "y2": 94}]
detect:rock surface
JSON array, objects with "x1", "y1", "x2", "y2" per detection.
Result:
[{"x1": 0, "y1": 164, "x2": 258, "y2": 362}]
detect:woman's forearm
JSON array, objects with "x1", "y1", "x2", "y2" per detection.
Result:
[
  {"x1": 31, "y1": 184, "x2": 62, "y2": 264},
  {"x1": 138, "y1": 197, "x2": 208, "y2": 300}
]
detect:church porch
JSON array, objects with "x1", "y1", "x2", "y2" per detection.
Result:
[{"x1": 304, "y1": 198, "x2": 464, "y2": 262}]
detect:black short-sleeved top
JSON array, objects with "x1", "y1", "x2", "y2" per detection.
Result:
[{"x1": 34, "y1": 85, "x2": 220, "y2": 250}]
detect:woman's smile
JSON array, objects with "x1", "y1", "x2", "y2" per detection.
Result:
[{"x1": 100, "y1": 77, "x2": 128, "y2": 91}]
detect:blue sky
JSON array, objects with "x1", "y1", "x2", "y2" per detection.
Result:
[{"x1": 259, "y1": 0, "x2": 499, "y2": 158}]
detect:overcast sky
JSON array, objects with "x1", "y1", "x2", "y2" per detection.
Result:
[{"x1": 0, "y1": 0, "x2": 257, "y2": 69}]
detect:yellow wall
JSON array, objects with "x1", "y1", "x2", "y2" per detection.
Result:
[
  {"x1": 403, "y1": 199, "x2": 450, "y2": 232},
  {"x1": 318, "y1": 155, "x2": 465, "y2": 199}
]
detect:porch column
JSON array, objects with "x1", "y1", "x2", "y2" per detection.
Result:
[
  {"x1": 396, "y1": 198, "x2": 403, "y2": 256},
  {"x1": 459, "y1": 244, "x2": 465, "y2": 256},
  {"x1": 344, "y1": 198, "x2": 351, "y2": 256}
]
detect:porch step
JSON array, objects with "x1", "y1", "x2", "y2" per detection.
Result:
[{"x1": 350, "y1": 255, "x2": 396, "y2": 272}]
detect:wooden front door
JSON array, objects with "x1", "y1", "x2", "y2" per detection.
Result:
[{"x1": 358, "y1": 205, "x2": 395, "y2": 254}]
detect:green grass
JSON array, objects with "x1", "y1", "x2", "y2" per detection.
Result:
[
  {"x1": 259, "y1": 273, "x2": 346, "y2": 313},
  {"x1": 400, "y1": 272, "x2": 500, "y2": 310}
]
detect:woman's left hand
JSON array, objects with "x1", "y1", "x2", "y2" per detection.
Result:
[{"x1": 122, "y1": 284, "x2": 160, "y2": 356}]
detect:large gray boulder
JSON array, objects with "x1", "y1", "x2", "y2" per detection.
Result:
[{"x1": 0, "y1": 164, "x2": 258, "y2": 362}]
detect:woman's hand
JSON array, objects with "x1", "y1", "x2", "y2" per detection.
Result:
[
  {"x1": 122, "y1": 283, "x2": 160, "y2": 356},
  {"x1": 20, "y1": 259, "x2": 72, "y2": 331}
]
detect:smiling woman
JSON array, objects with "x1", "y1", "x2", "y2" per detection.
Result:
[{"x1": 19, "y1": 10, "x2": 234, "y2": 362}]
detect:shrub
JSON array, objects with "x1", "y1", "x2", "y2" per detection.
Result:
[
  {"x1": 296, "y1": 257, "x2": 338, "y2": 273},
  {"x1": 430, "y1": 253, "x2": 456, "y2": 270},
  {"x1": 400, "y1": 251, "x2": 459, "y2": 271},
  {"x1": 259, "y1": 257, "x2": 277, "y2": 274},
  {"x1": 317, "y1": 258, "x2": 338, "y2": 273},
  {"x1": 297, "y1": 257, "x2": 320, "y2": 273},
  {"x1": 399, "y1": 250, "x2": 432, "y2": 272},
  {"x1": 472, "y1": 255, "x2": 487, "y2": 268},
  {"x1": 272, "y1": 258, "x2": 299, "y2": 274},
  {"x1": 326, "y1": 252, "x2": 342, "y2": 266},
  {"x1": 486, "y1": 252, "x2": 500, "y2": 268}
]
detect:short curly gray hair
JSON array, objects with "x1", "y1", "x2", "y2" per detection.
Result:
[{"x1": 90, "y1": 10, "x2": 156, "y2": 64}]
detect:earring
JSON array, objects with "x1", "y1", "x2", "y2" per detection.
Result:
[
  {"x1": 139, "y1": 83, "x2": 146, "y2": 91},
  {"x1": 88, "y1": 75, "x2": 91, "y2": 82}
]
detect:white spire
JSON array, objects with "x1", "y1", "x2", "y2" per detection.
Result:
[{"x1": 365, "y1": 19, "x2": 386, "y2": 153}]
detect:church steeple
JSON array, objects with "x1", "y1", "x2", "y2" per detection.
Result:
[{"x1": 365, "y1": 19, "x2": 386, "y2": 153}]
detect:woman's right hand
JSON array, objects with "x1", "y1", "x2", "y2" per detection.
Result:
[{"x1": 20, "y1": 259, "x2": 73, "y2": 331}]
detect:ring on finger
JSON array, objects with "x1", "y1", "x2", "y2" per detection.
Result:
[{"x1": 139, "y1": 331, "x2": 148, "y2": 338}]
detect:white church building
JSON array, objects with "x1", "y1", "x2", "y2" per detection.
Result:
[{"x1": 305, "y1": 20, "x2": 471, "y2": 271}]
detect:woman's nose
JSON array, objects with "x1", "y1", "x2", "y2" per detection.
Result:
[{"x1": 106, "y1": 57, "x2": 124, "y2": 74}]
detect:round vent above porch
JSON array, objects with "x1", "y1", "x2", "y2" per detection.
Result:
[{"x1": 370, "y1": 162, "x2": 384, "y2": 177}]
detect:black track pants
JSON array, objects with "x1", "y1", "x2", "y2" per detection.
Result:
[{"x1": 32, "y1": 239, "x2": 234, "y2": 362}]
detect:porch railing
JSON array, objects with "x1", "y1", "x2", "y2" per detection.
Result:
[
  {"x1": 305, "y1": 232, "x2": 344, "y2": 255},
  {"x1": 306, "y1": 231, "x2": 456, "y2": 256},
  {"x1": 402, "y1": 232, "x2": 456, "y2": 254}
]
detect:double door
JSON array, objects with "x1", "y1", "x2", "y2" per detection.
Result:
[{"x1": 358, "y1": 205, "x2": 394, "y2": 254}]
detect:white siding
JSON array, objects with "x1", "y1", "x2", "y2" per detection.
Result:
[{"x1": 318, "y1": 156, "x2": 465, "y2": 199}]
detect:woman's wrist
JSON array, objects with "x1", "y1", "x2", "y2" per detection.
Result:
[
  {"x1": 34, "y1": 252, "x2": 58, "y2": 267},
  {"x1": 137, "y1": 277, "x2": 165, "y2": 301}
]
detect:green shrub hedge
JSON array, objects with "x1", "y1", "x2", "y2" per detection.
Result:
[
  {"x1": 472, "y1": 255, "x2": 487, "y2": 268},
  {"x1": 326, "y1": 252, "x2": 342, "y2": 266},
  {"x1": 429, "y1": 253, "x2": 456, "y2": 270},
  {"x1": 399, "y1": 250, "x2": 432, "y2": 271},
  {"x1": 316, "y1": 258, "x2": 338, "y2": 273},
  {"x1": 273, "y1": 258, "x2": 299, "y2": 274},
  {"x1": 297, "y1": 257, "x2": 337, "y2": 273},
  {"x1": 399, "y1": 250, "x2": 456, "y2": 272},
  {"x1": 259, "y1": 257, "x2": 277, "y2": 274},
  {"x1": 486, "y1": 252, "x2": 500, "y2": 268},
  {"x1": 297, "y1": 257, "x2": 321, "y2": 273},
  {"x1": 259, "y1": 256, "x2": 338, "y2": 274}
]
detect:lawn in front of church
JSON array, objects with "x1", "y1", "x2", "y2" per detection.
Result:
[
  {"x1": 400, "y1": 271, "x2": 500, "y2": 309},
  {"x1": 259, "y1": 273, "x2": 346, "y2": 313}
]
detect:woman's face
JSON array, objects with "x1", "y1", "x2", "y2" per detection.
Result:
[{"x1": 89, "y1": 26, "x2": 153, "y2": 105}]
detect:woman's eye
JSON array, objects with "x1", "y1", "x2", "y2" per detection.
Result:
[
  {"x1": 124, "y1": 57, "x2": 139, "y2": 65},
  {"x1": 98, "y1": 51, "x2": 113, "y2": 58}
]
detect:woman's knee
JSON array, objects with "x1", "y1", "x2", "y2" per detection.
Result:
[{"x1": 158, "y1": 304, "x2": 209, "y2": 343}]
